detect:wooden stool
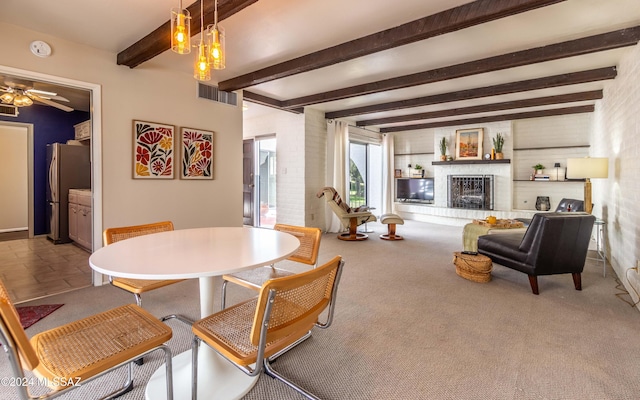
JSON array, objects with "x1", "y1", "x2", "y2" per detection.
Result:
[{"x1": 380, "y1": 214, "x2": 404, "y2": 240}]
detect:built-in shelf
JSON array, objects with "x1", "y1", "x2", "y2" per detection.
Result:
[
  {"x1": 432, "y1": 159, "x2": 511, "y2": 165},
  {"x1": 513, "y1": 145, "x2": 590, "y2": 151},
  {"x1": 395, "y1": 152, "x2": 435, "y2": 156},
  {"x1": 514, "y1": 179, "x2": 585, "y2": 182}
]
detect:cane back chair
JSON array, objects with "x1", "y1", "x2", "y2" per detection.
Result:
[
  {"x1": 103, "y1": 221, "x2": 185, "y2": 308},
  {"x1": 220, "y1": 224, "x2": 322, "y2": 309},
  {"x1": 0, "y1": 278, "x2": 174, "y2": 400},
  {"x1": 191, "y1": 255, "x2": 344, "y2": 400}
]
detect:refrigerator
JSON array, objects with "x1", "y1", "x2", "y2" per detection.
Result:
[{"x1": 46, "y1": 143, "x2": 91, "y2": 244}]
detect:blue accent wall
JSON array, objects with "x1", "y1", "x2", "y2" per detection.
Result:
[{"x1": 0, "y1": 105, "x2": 90, "y2": 235}]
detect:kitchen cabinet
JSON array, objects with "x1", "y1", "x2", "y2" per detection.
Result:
[
  {"x1": 68, "y1": 189, "x2": 91, "y2": 251},
  {"x1": 74, "y1": 120, "x2": 91, "y2": 141}
]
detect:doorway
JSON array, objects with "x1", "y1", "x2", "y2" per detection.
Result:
[
  {"x1": 0, "y1": 65, "x2": 103, "y2": 302},
  {"x1": 0, "y1": 123, "x2": 31, "y2": 238},
  {"x1": 257, "y1": 137, "x2": 276, "y2": 227}
]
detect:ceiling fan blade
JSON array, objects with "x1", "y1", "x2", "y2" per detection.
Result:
[
  {"x1": 30, "y1": 95, "x2": 74, "y2": 112},
  {"x1": 26, "y1": 89, "x2": 69, "y2": 102}
]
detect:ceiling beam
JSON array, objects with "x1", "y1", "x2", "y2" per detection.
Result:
[
  {"x1": 117, "y1": 0, "x2": 258, "y2": 68},
  {"x1": 218, "y1": 0, "x2": 565, "y2": 91},
  {"x1": 325, "y1": 66, "x2": 617, "y2": 119},
  {"x1": 379, "y1": 105, "x2": 594, "y2": 133},
  {"x1": 286, "y1": 26, "x2": 640, "y2": 109},
  {"x1": 243, "y1": 91, "x2": 303, "y2": 114},
  {"x1": 356, "y1": 90, "x2": 603, "y2": 126}
]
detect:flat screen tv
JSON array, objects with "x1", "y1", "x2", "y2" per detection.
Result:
[{"x1": 396, "y1": 178, "x2": 434, "y2": 203}]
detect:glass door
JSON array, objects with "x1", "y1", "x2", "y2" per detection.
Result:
[
  {"x1": 257, "y1": 138, "x2": 276, "y2": 227},
  {"x1": 349, "y1": 141, "x2": 382, "y2": 211}
]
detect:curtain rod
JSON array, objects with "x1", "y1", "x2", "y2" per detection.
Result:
[{"x1": 326, "y1": 119, "x2": 382, "y2": 135}]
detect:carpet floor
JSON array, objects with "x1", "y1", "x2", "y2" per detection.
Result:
[{"x1": 1, "y1": 220, "x2": 640, "y2": 400}]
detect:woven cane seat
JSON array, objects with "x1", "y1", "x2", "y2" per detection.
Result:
[
  {"x1": 30, "y1": 304, "x2": 172, "y2": 389},
  {"x1": 222, "y1": 224, "x2": 321, "y2": 297},
  {"x1": 0, "y1": 278, "x2": 174, "y2": 399},
  {"x1": 452, "y1": 252, "x2": 492, "y2": 283}
]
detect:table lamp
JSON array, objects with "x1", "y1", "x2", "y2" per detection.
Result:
[{"x1": 566, "y1": 157, "x2": 608, "y2": 214}]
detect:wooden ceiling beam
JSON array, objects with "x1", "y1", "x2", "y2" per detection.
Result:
[
  {"x1": 325, "y1": 67, "x2": 617, "y2": 119},
  {"x1": 218, "y1": 0, "x2": 565, "y2": 91},
  {"x1": 117, "y1": 0, "x2": 258, "y2": 68},
  {"x1": 287, "y1": 26, "x2": 640, "y2": 109},
  {"x1": 243, "y1": 91, "x2": 303, "y2": 114},
  {"x1": 356, "y1": 90, "x2": 603, "y2": 126},
  {"x1": 379, "y1": 105, "x2": 594, "y2": 133}
]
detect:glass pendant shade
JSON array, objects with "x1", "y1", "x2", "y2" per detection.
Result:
[
  {"x1": 194, "y1": 41, "x2": 211, "y2": 81},
  {"x1": 207, "y1": 25, "x2": 225, "y2": 70},
  {"x1": 13, "y1": 94, "x2": 33, "y2": 107},
  {"x1": 0, "y1": 92, "x2": 15, "y2": 103},
  {"x1": 171, "y1": 8, "x2": 191, "y2": 54}
]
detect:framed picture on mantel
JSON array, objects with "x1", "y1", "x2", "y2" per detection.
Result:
[{"x1": 455, "y1": 128, "x2": 483, "y2": 160}]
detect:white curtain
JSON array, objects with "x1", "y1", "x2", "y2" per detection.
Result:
[
  {"x1": 325, "y1": 120, "x2": 349, "y2": 232},
  {"x1": 381, "y1": 133, "x2": 395, "y2": 215}
]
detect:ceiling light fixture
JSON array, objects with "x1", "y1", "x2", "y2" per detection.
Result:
[
  {"x1": 194, "y1": 0, "x2": 211, "y2": 81},
  {"x1": 207, "y1": 0, "x2": 225, "y2": 70},
  {"x1": 0, "y1": 89, "x2": 33, "y2": 107},
  {"x1": 171, "y1": 0, "x2": 191, "y2": 54}
]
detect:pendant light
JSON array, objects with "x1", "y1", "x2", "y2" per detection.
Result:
[
  {"x1": 171, "y1": 0, "x2": 191, "y2": 54},
  {"x1": 207, "y1": 0, "x2": 226, "y2": 69},
  {"x1": 194, "y1": 0, "x2": 211, "y2": 81}
]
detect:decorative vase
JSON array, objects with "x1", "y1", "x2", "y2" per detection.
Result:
[
  {"x1": 536, "y1": 169, "x2": 544, "y2": 175},
  {"x1": 495, "y1": 152, "x2": 504, "y2": 160},
  {"x1": 440, "y1": 155, "x2": 446, "y2": 161}
]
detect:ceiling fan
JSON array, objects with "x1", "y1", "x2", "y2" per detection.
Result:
[{"x1": 0, "y1": 84, "x2": 74, "y2": 112}]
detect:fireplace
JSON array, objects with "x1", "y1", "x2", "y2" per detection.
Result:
[{"x1": 448, "y1": 175, "x2": 494, "y2": 210}]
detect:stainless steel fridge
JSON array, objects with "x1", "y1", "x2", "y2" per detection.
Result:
[{"x1": 46, "y1": 143, "x2": 91, "y2": 244}]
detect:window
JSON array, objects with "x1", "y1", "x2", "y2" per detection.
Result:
[{"x1": 348, "y1": 141, "x2": 382, "y2": 211}]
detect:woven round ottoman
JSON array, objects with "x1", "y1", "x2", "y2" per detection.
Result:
[
  {"x1": 452, "y1": 252, "x2": 492, "y2": 283},
  {"x1": 380, "y1": 214, "x2": 404, "y2": 240}
]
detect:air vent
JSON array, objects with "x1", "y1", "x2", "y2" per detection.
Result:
[
  {"x1": 197, "y1": 83, "x2": 238, "y2": 106},
  {"x1": 0, "y1": 104, "x2": 18, "y2": 117}
]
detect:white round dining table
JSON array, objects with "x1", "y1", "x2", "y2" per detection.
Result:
[{"x1": 88, "y1": 226, "x2": 300, "y2": 400}]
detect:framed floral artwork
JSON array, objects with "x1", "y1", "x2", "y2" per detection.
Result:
[
  {"x1": 455, "y1": 128, "x2": 483, "y2": 160},
  {"x1": 181, "y1": 127, "x2": 214, "y2": 179},
  {"x1": 133, "y1": 120, "x2": 175, "y2": 179}
]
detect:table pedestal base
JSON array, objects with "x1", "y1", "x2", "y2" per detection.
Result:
[{"x1": 146, "y1": 346, "x2": 258, "y2": 400}]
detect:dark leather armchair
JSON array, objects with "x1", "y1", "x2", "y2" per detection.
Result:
[
  {"x1": 516, "y1": 198, "x2": 585, "y2": 226},
  {"x1": 477, "y1": 212, "x2": 595, "y2": 294}
]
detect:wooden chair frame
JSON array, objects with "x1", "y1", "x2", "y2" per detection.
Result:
[
  {"x1": 220, "y1": 224, "x2": 322, "y2": 310},
  {"x1": 0, "y1": 279, "x2": 174, "y2": 400},
  {"x1": 103, "y1": 221, "x2": 185, "y2": 307},
  {"x1": 191, "y1": 256, "x2": 344, "y2": 400}
]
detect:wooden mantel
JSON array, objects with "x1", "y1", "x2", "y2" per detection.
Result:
[{"x1": 432, "y1": 159, "x2": 511, "y2": 165}]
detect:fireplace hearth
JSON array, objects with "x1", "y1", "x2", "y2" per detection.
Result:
[{"x1": 448, "y1": 175, "x2": 494, "y2": 210}]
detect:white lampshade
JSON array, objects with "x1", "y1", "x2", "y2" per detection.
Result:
[{"x1": 566, "y1": 157, "x2": 609, "y2": 179}]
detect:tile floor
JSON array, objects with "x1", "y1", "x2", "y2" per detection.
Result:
[{"x1": 0, "y1": 237, "x2": 92, "y2": 304}]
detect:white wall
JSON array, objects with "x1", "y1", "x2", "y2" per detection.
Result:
[
  {"x1": 0, "y1": 22, "x2": 243, "y2": 242},
  {"x1": 592, "y1": 42, "x2": 640, "y2": 305},
  {"x1": 0, "y1": 125, "x2": 28, "y2": 231}
]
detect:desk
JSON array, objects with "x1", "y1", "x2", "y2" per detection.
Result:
[{"x1": 89, "y1": 227, "x2": 300, "y2": 400}]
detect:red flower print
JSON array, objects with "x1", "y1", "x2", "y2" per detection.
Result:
[
  {"x1": 199, "y1": 141, "x2": 212, "y2": 159},
  {"x1": 136, "y1": 146, "x2": 150, "y2": 165},
  {"x1": 140, "y1": 130, "x2": 163, "y2": 145}
]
